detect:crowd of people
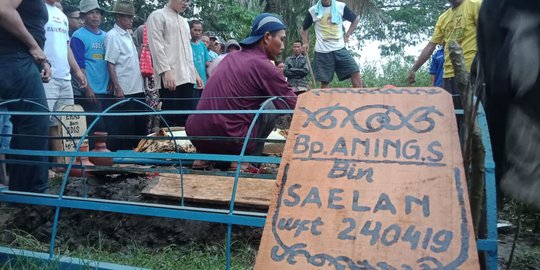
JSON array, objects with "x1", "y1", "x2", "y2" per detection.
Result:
[{"x1": 0, "y1": 0, "x2": 483, "y2": 193}]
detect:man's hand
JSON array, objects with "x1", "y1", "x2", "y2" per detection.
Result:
[
  {"x1": 344, "y1": 34, "x2": 350, "y2": 44},
  {"x1": 407, "y1": 70, "x2": 416, "y2": 85},
  {"x1": 301, "y1": 43, "x2": 309, "y2": 54},
  {"x1": 195, "y1": 74, "x2": 203, "y2": 89},
  {"x1": 41, "y1": 62, "x2": 51, "y2": 83},
  {"x1": 74, "y1": 69, "x2": 88, "y2": 88},
  {"x1": 85, "y1": 87, "x2": 97, "y2": 103},
  {"x1": 29, "y1": 45, "x2": 46, "y2": 64},
  {"x1": 162, "y1": 70, "x2": 176, "y2": 91},
  {"x1": 113, "y1": 85, "x2": 125, "y2": 99}
]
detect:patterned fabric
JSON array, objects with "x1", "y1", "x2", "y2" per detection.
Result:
[
  {"x1": 144, "y1": 78, "x2": 160, "y2": 134},
  {"x1": 140, "y1": 24, "x2": 154, "y2": 77},
  {"x1": 138, "y1": 24, "x2": 160, "y2": 133}
]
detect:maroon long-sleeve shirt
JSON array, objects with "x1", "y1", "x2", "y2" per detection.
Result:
[{"x1": 186, "y1": 45, "x2": 297, "y2": 155}]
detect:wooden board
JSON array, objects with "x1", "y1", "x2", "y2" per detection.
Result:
[
  {"x1": 255, "y1": 88, "x2": 480, "y2": 269},
  {"x1": 59, "y1": 104, "x2": 88, "y2": 163},
  {"x1": 142, "y1": 173, "x2": 275, "y2": 208}
]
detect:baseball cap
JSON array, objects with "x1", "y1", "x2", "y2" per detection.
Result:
[
  {"x1": 240, "y1": 13, "x2": 286, "y2": 46},
  {"x1": 225, "y1": 39, "x2": 240, "y2": 51},
  {"x1": 79, "y1": 0, "x2": 105, "y2": 14}
]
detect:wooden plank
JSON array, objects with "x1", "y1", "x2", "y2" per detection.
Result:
[
  {"x1": 59, "y1": 104, "x2": 88, "y2": 163},
  {"x1": 255, "y1": 88, "x2": 480, "y2": 269},
  {"x1": 142, "y1": 173, "x2": 275, "y2": 208}
]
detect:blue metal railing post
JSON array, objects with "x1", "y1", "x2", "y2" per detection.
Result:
[
  {"x1": 476, "y1": 104, "x2": 498, "y2": 269},
  {"x1": 226, "y1": 97, "x2": 291, "y2": 270}
]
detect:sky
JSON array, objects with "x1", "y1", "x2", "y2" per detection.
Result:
[
  {"x1": 351, "y1": 39, "x2": 428, "y2": 74},
  {"x1": 343, "y1": 20, "x2": 429, "y2": 73}
]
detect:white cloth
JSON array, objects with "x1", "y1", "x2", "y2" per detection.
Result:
[
  {"x1": 147, "y1": 6, "x2": 197, "y2": 89},
  {"x1": 105, "y1": 24, "x2": 144, "y2": 95},
  {"x1": 44, "y1": 3, "x2": 71, "y2": 80},
  {"x1": 308, "y1": 1, "x2": 346, "y2": 53}
]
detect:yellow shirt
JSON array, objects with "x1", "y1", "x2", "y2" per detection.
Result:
[{"x1": 431, "y1": 0, "x2": 482, "y2": 78}]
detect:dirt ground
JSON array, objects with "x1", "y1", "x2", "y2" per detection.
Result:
[{"x1": 0, "y1": 173, "x2": 263, "y2": 253}]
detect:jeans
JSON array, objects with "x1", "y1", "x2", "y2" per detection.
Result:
[
  {"x1": 0, "y1": 107, "x2": 12, "y2": 149},
  {"x1": 0, "y1": 52, "x2": 49, "y2": 193}
]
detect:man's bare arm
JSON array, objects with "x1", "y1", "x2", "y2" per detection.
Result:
[
  {"x1": 344, "y1": 15, "x2": 360, "y2": 43},
  {"x1": 301, "y1": 29, "x2": 309, "y2": 52},
  {"x1": 107, "y1": 62, "x2": 124, "y2": 98},
  {"x1": 68, "y1": 46, "x2": 87, "y2": 88},
  {"x1": 0, "y1": 0, "x2": 46, "y2": 63},
  {"x1": 407, "y1": 42, "x2": 437, "y2": 84}
]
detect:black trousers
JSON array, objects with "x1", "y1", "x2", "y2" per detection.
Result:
[
  {"x1": 159, "y1": 83, "x2": 197, "y2": 127},
  {"x1": 74, "y1": 94, "x2": 108, "y2": 149},
  {"x1": 105, "y1": 92, "x2": 147, "y2": 151},
  {"x1": 250, "y1": 102, "x2": 278, "y2": 156}
]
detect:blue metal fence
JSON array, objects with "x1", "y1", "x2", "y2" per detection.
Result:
[{"x1": 0, "y1": 95, "x2": 497, "y2": 269}]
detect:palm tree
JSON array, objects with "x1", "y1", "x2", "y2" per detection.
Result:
[
  {"x1": 252, "y1": 0, "x2": 379, "y2": 56},
  {"x1": 262, "y1": 0, "x2": 375, "y2": 15}
]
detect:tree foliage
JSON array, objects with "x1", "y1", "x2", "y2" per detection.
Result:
[
  {"x1": 261, "y1": 0, "x2": 449, "y2": 55},
  {"x1": 358, "y1": 0, "x2": 449, "y2": 55},
  {"x1": 62, "y1": 0, "x2": 259, "y2": 40},
  {"x1": 190, "y1": 0, "x2": 261, "y2": 40},
  {"x1": 62, "y1": 0, "x2": 449, "y2": 55}
]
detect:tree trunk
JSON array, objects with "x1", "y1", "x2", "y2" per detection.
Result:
[
  {"x1": 264, "y1": 0, "x2": 279, "y2": 13},
  {"x1": 448, "y1": 40, "x2": 485, "y2": 236}
]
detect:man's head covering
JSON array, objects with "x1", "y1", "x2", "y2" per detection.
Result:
[
  {"x1": 210, "y1": 36, "x2": 222, "y2": 44},
  {"x1": 111, "y1": 0, "x2": 135, "y2": 16},
  {"x1": 79, "y1": 0, "x2": 105, "y2": 14},
  {"x1": 240, "y1": 13, "x2": 286, "y2": 46},
  {"x1": 225, "y1": 39, "x2": 240, "y2": 51}
]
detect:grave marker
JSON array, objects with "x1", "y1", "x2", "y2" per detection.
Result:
[
  {"x1": 255, "y1": 88, "x2": 480, "y2": 269},
  {"x1": 59, "y1": 104, "x2": 88, "y2": 163}
]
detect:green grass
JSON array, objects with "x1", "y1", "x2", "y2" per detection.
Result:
[
  {"x1": 68, "y1": 242, "x2": 256, "y2": 270},
  {"x1": 0, "y1": 230, "x2": 256, "y2": 270},
  {"x1": 512, "y1": 247, "x2": 540, "y2": 270}
]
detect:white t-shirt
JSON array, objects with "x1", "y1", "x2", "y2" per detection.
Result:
[
  {"x1": 308, "y1": 2, "x2": 347, "y2": 53},
  {"x1": 44, "y1": 3, "x2": 71, "y2": 80}
]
